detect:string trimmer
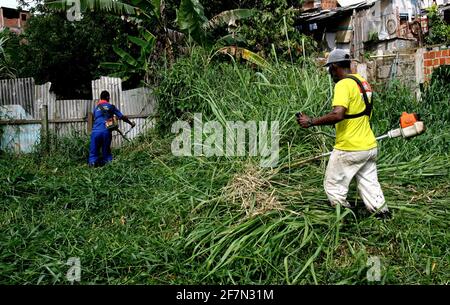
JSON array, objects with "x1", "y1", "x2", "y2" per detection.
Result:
[
  {"x1": 115, "y1": 125, "x2": 135, "y2": 142},
  {"x1": 286, "y1": 112, "x2": 426, "y2": 169}
]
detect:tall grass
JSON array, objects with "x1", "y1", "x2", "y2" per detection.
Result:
[{"x1": 0, "y1": 48, "x2": 448, "y2": 284}]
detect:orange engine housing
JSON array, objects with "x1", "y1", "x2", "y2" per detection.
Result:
[{"x1": 400, "y1": 112, "x2": 419, "y2": 128}]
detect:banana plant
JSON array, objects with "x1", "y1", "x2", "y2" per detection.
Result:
[
  {"x1": 212, "y1": 46, "x2": 273, "y2": 73},
  {"x1": 0, "y1": 31, "x2": 16, "y2": 79},
  {"x1": 203, "y1": 9, "x2": 256, "y2": 33},
  {"x1": 45, "y1": 0, "x2": 138, "y2": 15},
  {"x1": 176, "y1": 0, "x2": 255, "y2": 45},
  {"x1": 100, "y1": 29, "x2": 156, "y2": 84},
  {"x1": 46, "y1": 0, "x2": 176, "y2": 78},
  {"x1": 176, "y1": 0, "x2": 271, "y2": 71},
  {"x1": 46, "y1": 0, "x2": 164, "y2": 26},
  {"x1": 47, "y1": 0, "x2": 158, "y2": 83},
  {"x1": 46, "y1": 0, "x2": 270, "y2": 72}
]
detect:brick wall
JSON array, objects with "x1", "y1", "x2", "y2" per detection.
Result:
[
  {"x1": 301, "y1": 0, "x2": 337, "y2": 10},
  {"x1": 3, "y1": 18, "x2": 19, "y2": 28},
  {"x1": 302, "y1": 0, "x2": 315, "y2": 10},
  {"x1": 321, "y1": 0, "x2": 337, "y2": 10},
  {"x1": 423, "y1": 48, "x2": 450, "y2": 81}
]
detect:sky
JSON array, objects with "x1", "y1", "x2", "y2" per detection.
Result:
[
  {"x1": 1, "y1": 0, "x2": 39, "y2": 11},
  {"x1": 0, "y1": 0, "x2": 20, "y2": 9}
]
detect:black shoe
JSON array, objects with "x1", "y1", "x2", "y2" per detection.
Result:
[{"x1": 375, "y1": 210, "x2": 392, "y2": 220}]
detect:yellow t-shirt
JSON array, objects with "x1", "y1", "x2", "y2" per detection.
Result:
[{"x1": 332, "y1": 74, "x2": 377, "y2": 151}]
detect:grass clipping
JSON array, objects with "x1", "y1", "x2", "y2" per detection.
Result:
[{"x1": 222, "y1": 164, "x2": 283, "y2": 218}]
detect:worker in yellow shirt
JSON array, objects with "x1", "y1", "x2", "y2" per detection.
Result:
[{"x1": 297, "y1": 48, "x2": 391, "y2": 219}]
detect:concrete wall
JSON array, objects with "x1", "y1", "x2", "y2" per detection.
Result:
[
  {"x1": 368, "y1": 52, "x2": 418, "y2": 85},
  {"x1": 360, "y1": 44, "x2": 449, "y2": 101}
]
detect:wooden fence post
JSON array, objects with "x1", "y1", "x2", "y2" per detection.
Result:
[
  {"x1": 87, "y1": 112, "x2": 93, "y2": 134},
  {"x1": 40, "y1": 105, "x2": 49, "y2": 152}
]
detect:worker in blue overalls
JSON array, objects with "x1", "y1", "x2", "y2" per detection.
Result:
[{"x1": 88, "y1": 90, "x2": 135, "y2": 167}]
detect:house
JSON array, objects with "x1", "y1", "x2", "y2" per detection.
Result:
[
  {"x1": 297, "y1": 0, "x2": 375, "y2": 57},
  {"x1": 297, "y1": 0, "x2": 449, "y2": 60},
  {"x1": 0, "y1": 6, "x2": 31, "y2": 34},
  {"x1": 297, "y1": 0, "x2": 450, "y2": 94}
]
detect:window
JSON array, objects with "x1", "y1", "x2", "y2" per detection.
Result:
[
  {"x1": 21, "y1": 14, "x2": 27, "y2": 21},
  {"x1": 2, "y1": 7, "x2": 20, "y2": 19},
  {"x1": 399, "y1": 13, "x2": 409, "y2": 22},
  {"x1": 444, "y1": 9, "x2": 450, "y2": 23}
]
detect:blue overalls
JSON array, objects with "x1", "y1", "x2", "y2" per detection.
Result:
[{"x1": 88, "y1": 100, "x2": 124, "y2": 166}]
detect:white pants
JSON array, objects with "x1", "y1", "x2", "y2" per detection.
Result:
[{"x1": 324, "y1": 148, "x2": 387, "y2": 213}]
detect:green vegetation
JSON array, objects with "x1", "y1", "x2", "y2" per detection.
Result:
[
  {"x1": 1, "y1": 51, "x2": 448, "y2": 284},
  {"x1": 425, "y1": 4, "x2": 450, "y2": 46},
  {"x1": 3, "y1": 11, "x2": 141, "y2": 97},
  {"x1": 0, "y1": 29, "x2": 16, "y2": 78}
]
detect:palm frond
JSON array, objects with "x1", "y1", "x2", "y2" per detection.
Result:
[
  {"x1": 46, "y1": 0, "x2": 137, "y2": 15},
  {"x1": 215, "y1": 46, "x2": 273, "y2": 72},
  {"x1": 176, "y1": 0, "x2": 208, "y2": 44},
  {"x1": 203, "y1": 9, "x2": 256, "y2": 32}
]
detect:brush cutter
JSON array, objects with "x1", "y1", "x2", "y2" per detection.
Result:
[
  {"x1": 115, "y1": 125, "x2": 135, "y2": 142},
  {"x1": 289, "y1": 112, "x2": 426, "y2": 167}
]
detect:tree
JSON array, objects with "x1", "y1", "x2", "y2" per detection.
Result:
[
  {"x1": 5, "y1": 11, "x2": 140, "y2": 98},
  {"x1": 46, "y1": 0, "x2": 263, "y2": 80},
  {"x1": 100, "y1": 28, "x2": 156, "y2": 85},
  {"x1": 47, "y1": 0, "x2": 183, "y2": 83},
  {"x1": 425, "y1": 4, "x2": 450, "y2": 45},
  {"x1": 238, "y1": 0, "x2": 317, "y2": 61},
  {"x1": 174, "y1": 0, "x2": 317, "y2": 62},
  {"x1": 175, "y1": 0, "x2": 255, "y2": 46}
]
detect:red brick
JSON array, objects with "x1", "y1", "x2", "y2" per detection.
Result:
[
  {"x1": 442, "y1": 49, "x2": 450, "y2": 57},
  {"x1": 429, "y1": 52, "x2": 435, "y2": 59},
  {"x1": 439, "y1": 58, "x2": 445, "y2": 65},
  {"x1": 446, "y1": 57, "x2": 450, "y2": 65},
  {"x1": 321, "y1": 0, "x2": 337, "y2": 10},
  {"x1": 302, "y1": 1, "x2": 315, "y2": 9},
  {"x1": 432, "y1": 59, "x2": 439, "y2": 66},
  {"x1": 424, "y1": 59, "x2": 433, "y2": 67},
  {"x1": 4, "y1": 18, "x2": 19, "y2": 28}
]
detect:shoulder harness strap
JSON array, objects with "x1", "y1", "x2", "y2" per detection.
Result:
[
  {"x1": 97, "y1": 104, "x2": 113, "y2": 116},
  {"x1": 343, "y1": 75, "x2": 372, "y2": 119},
  {"x1": 93, "y1": 103, "x2": 113, "y2": 122}
]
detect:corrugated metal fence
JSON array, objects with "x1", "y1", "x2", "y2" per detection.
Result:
[
  {"x1": 0, "y1": 78, "x2": 36, "y2": 118},
  {"x1": 0, "y1": 76, "x2": 156, "y2": 152},
  {"x1": 49, "y1": 99, "x2": 93, "y2": 140}
]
